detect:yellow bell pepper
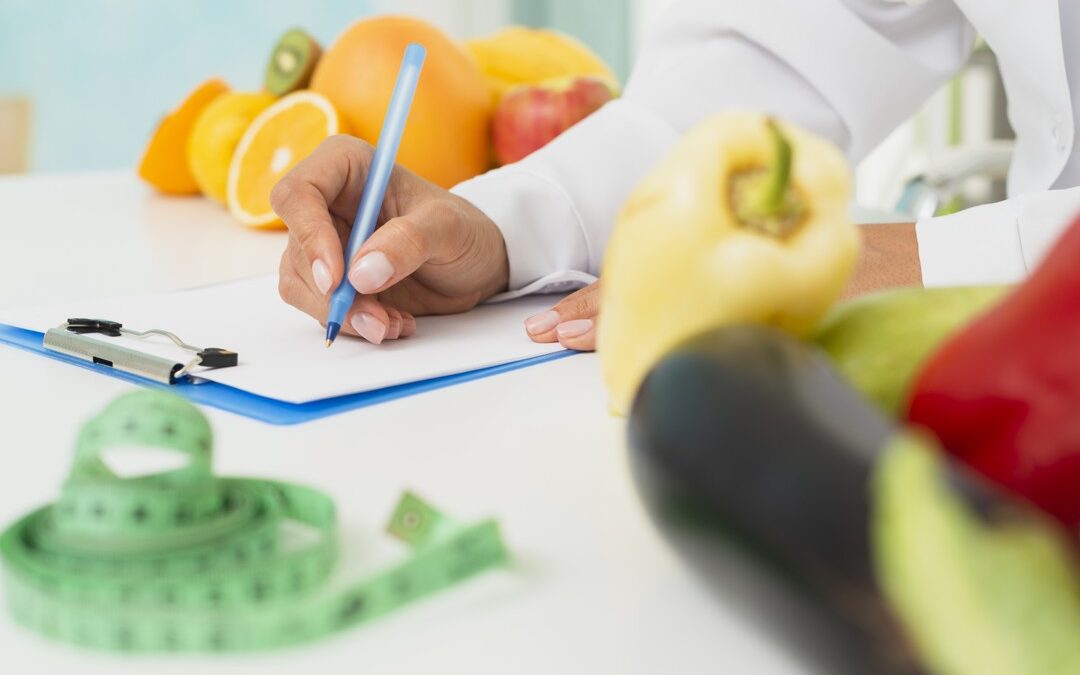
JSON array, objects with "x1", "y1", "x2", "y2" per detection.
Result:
[{"x1": 598, "y1": 111, "x2": 858, "y2": 415}]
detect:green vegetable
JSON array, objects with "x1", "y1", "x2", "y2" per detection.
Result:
[
  {"x1": 812, "y1": 286, "x2": 1005, "y2": 414},
  {"x1": 875, "y1": 434, "x2": 1080, "y2": 675}
]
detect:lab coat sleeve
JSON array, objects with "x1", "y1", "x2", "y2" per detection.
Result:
[
  {"x1": 452, "y1": 0, "x2": 975, "y2": 296},
  {"x1": 917, "y1": 187, "x2": 1080, "y2": 287}
]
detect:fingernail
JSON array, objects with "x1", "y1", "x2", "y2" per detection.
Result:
[
  {"x1": 524, "y1": 310, "x2": 560, "y2": 335},
  {"x1": 312, "y1": 259, "x2": 333, "y2": 295},
  {"x1": 351, "y1": 312, "x2": 387, "y2": 345},
  {"x1": 556, "y1": 319, "x2": 594, "y2": 339},
  {"x1": 348, "y1": 251, "x2": 394, "y2": 293}
]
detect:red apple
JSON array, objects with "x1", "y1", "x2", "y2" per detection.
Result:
[{"x1": 493, "y1": 75, "x2": 616, "y2": 165}]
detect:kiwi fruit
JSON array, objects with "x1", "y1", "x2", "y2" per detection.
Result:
[{"x1": 265, "y1": 28, "x2": 323, "y2": 96}]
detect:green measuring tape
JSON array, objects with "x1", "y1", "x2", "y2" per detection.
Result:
[{"x1": 0, "y1": 391, "x2": 508, "y2": 652}]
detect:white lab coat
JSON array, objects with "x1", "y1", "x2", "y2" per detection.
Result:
[{"x1": 452, "y1": 0, "x2": 1080, "y2": 294}]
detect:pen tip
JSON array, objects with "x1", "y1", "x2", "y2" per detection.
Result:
[{"x1": 324, "y1": 321, "x2": 341, "y2": 347}]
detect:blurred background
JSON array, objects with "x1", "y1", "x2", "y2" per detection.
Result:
[{"x1": 0, "y1": 0, "x2": 1012, "y2": 215}]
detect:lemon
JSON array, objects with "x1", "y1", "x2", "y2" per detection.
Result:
[{"x1": 187, "y1": 91, "x2": 276, "y2": 203}]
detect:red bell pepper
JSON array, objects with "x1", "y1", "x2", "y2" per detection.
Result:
[{"x1": 907, "y1": 210, "x2": 1080, "y2": 528}]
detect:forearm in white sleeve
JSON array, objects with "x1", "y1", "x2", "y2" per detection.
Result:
[
  {"x1": 453, "y1": 0, "x2": 974, "y2": 296},
  {"x1": 918, "y1": 187, "x2": 1080, "y2": 287}
]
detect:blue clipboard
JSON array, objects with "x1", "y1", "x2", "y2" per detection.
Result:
[{"x1": 0, "y1": 323, "x2": 576, "y2": 425}]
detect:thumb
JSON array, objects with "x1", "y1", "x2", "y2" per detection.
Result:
[
  {"x1": 524, "y1": 281, "x2": 600, "y2": 351},
  {"x1": 346, "y1": 201, "x2": 455, "y2": 294}
]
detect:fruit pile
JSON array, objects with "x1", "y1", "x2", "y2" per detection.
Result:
[
  {"x1": 466, "y1": 27, "x2": 618, "y2": 166},
  {"x1": 137, "y1": 17, "x2": 618, "y2": 229},
  {"x1": 604, "y1": 111, "x2": 1080, "y2": 675}
]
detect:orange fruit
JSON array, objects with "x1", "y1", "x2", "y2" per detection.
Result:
[
  {"x1": 187, "y1": 91, "x2": 277, "y2": 204},
  {"x1": 311, "y1": 15, "x2": 492, "y2": 188},
  {"x1": 138, "y1": 78, "x2": 229, "y2": 194},
  {"x1": 227, "y1": 91, "x2": 341, "y2": 228}
]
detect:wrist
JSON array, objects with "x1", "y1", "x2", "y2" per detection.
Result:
[
  {"x1": 476, "y1": 212, "x2": 510, "y2": 300},
  {"x1": 844, "y1": 222, "x2": 922, "y2": 299},
  {"x1": 448, "y1": 193, "x2": 509, "y2": 301}
]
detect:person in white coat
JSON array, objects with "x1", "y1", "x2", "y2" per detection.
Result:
[{"x1": 271, "y1": 0, "x2": 1080, "y2": 352}]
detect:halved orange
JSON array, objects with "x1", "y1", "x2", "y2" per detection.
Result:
[
  {"x1": 227, "y1": 91, "x2": 341, "y2": 228},
  {"x1": 138, "y1": 78, "x2": 229, "y2": 194}
]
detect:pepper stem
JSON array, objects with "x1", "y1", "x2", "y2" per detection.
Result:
[
  {"x1": 750, "y1": 120, "x2": 791, "y2": 216},
  {"x1": 730, "y1": 119, "x2": 805, "y2": 237}
]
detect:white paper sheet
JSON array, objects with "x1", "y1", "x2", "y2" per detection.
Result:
[{"x1": 0, "y1": 276, "x2": 567, "y2": 404}]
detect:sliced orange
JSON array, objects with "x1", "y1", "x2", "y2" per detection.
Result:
[
  {"x1": 227, "y1": 91, "x2": 341, "y2": 228},
  {"x1": 189, "y1": 92, "x2": 276, "y2": 204},
  {"x1": 138, "y1": 78, "x2": 230, "y2": 194}
]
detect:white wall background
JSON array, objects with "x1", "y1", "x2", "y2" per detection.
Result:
[
  {"x1": 5, "y1": 0, "x2": 1004, "y2": 215},
  {"x1": 380, "y1": 0, "x2": 510, "y2": 38},
  {"x1": 0, "y1": 0, "x2": 514, "y2": 173}
]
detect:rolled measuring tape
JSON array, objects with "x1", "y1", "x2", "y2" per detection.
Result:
[{"x1": 0, "y1": 391, "x2": 508, "y2": 652}]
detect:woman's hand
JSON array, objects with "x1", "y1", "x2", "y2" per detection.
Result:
[
  {"x1": 518, "y1": 220, "x2": 924, "y2": 351},
  {"x1": 524, "y1": 281, "x2": 601, "y2": 351},
  {"x1": 271, "y1": 135, "x2": 509, "y2": 343}
]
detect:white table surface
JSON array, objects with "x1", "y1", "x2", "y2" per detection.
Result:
[{"x1": 0, "y1": 171, "x2": 830, "y2": 675}]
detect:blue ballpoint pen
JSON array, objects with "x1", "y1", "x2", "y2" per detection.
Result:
[{"x1": 325, "y1": 43, "x2": 426, "y2": 347}]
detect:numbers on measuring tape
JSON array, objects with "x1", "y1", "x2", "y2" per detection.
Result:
[{"x1": 0, "y1": 391, "x2": 509, "y2": 652}]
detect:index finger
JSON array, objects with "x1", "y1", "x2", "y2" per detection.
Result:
[{"x1": 270, "y1": 135, "x2": 372, "y2": 291}]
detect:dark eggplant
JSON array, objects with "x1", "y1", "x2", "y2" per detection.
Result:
[
  {"x1": 627, "y1": 324, "x2": 919, "y2": 674},
  {"x1": 627, "y1": 325, "x2": 1080, "y2": 675}
]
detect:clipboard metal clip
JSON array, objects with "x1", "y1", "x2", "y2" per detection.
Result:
[{"x1": 42, "y1": 318, "x2": 238, "y2": 385}]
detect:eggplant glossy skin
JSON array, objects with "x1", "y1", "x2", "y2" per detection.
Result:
[
  {"x1": 628, "y1": 325, "x2": 922, "y2": 675},
  {"x1": 630, "y1": 324, "x2": 891, "y2": 593}
]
